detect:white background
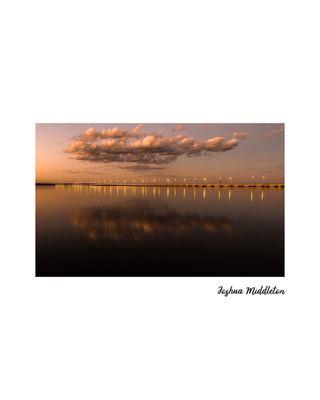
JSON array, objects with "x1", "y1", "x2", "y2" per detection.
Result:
[{"x1": 1, "y1": 1, "x2": 319, "y2": 399}]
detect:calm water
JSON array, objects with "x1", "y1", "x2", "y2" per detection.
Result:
[{"x1": 36, "y1": 185, "x2": 284, "y2": 276}]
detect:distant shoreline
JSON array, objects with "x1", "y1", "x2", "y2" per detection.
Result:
[{"x1": 36, "y1": 182, "x2": 284, "y2": 188}]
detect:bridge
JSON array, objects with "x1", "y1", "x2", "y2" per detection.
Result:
[{"x1": 47, "y1": 183, "x2": 285, "y2": 188}]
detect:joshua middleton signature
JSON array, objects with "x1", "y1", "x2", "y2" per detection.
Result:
[{"x1": 218, "y1": 285, "x2": 285, "y2": 297}]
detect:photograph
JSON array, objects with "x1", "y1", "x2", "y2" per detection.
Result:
[
  {"x1": 3, "y1": 1, "x2": 320, "y2": 399},
  {"x1": 36, "y1": 123, "x2": 284, "y2": 277}
]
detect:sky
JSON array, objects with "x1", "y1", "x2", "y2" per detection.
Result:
[{"x1": 36, "y1": 123, "x2": 284, "y2": 183}]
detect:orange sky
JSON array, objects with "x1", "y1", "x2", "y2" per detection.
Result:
[{"x1": 36, "y1": 123, "x2": 284, "y2": 183}]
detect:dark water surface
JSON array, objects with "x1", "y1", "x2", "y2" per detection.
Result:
[{"x1": 36, "y1": 185, "x2": 284, "y2": 276}]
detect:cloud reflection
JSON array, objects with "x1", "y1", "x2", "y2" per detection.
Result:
[{"x1": 71, "y1": 203, "x2": 234, "y2": 243}]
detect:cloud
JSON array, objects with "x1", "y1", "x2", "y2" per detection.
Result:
[
  {"x1": 263, "y1": 126, "x2": 284, "y2": 139},
  {"x1": 61, "y1": 169, "x2": 79, "y2": 174},
  {"x1": 233, "y1": 131, "x2": 251, "y2": 140},
  {"x1": 61, "y1": 169, "x2": 102, "y2": 175},
  {"x1": 172, "y1": 124, "x2": 189, "y2": 133},
  {"x1": 84, "y1": 170, "x2": 103, "y2": 175},
  {"x1": 118, "y1": 164, "x2": 165, "y2": 172},
  {"x1": 65, "y1": 125, "x2": 245, "y2": 170},
  {"x1": 132, "y1": 124, "x2": 144, "y2": 135}
]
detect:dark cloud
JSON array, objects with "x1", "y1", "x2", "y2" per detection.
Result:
[
  {"x1": 118, "y1": 164, "x2": 165, "y2": 172},
  {"x1": 65, "y1": 125, "x2": 247, "y2": 171}
]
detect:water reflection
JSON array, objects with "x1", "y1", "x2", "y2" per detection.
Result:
[
  {"x1": 71, "y1": 203, "x2": 234, "y2": 243},
  {"x1": 54, "y1": 184, "x2": 282, "y2": 205},
  {"x1": 37, "y1": 185, "x2": 284, "y2": 276}
]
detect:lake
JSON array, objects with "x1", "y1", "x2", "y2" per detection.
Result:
[{"x1": 36, "y1": 185, "x2": 284, "y2": 276}]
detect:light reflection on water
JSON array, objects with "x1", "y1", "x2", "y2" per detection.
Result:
[
  {"x1": 36, "y1": 185, "x2": 284, "y2": 276},
  {"x1": 54, "y1": 184, "x2": 277, "y2": 203},
  {"x1": 71, "y1": 204, "x2": 234, "y2": 243}
]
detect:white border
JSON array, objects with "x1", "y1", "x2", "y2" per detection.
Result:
[{"x1": 1, "y1": 1, "x2": 319, "y2": 399}]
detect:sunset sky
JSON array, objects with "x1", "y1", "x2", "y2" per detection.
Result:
[{"x1": 36, "y1": 123, "x2": 284, "y2": 183}]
